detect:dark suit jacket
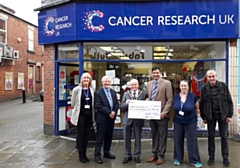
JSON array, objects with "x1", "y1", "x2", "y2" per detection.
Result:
[
  {"x1": 121, "y1": 90, "x2": 147, "y2": 127},
  {"x1": 94, "y1": 87, "x2": 119, "y2": 123}
]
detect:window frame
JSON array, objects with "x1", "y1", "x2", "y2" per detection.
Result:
[
  {"x1": 0, "y1": 17, "x2": 7, "y2": 45},
  {"x1": 28, "y1": 26, "x2": 34, "y2": 52}
]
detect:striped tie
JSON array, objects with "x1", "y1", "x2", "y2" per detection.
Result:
[
  {"x1": 106, "y1": 89, "x2": 113, "y2": 110},
  {"x1": 151, "y1": 81, "x2": 158, "y2": 101}
]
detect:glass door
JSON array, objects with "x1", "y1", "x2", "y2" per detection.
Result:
[{"x1": 56, "y1": 63, "x2": 79, "y2": 135}]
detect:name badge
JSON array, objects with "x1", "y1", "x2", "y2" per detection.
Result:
[
  {"x1": 85, "y1": 105, "x2": 90, "y2": 109},
  {"x1": 179, "y1": 111, "x2": 184, "y2": 116},
  {"x1": 85, "y1": 98, "x2": 90, "y2": 100}
]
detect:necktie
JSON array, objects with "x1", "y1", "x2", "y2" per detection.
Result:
[
  {"x1": 151, "y1": 81, "x2": 158, "y2": 101},
  {"x1": 133, "y1": 92, "x2": 136, "y2": 99},
  {"x1": 106, "y1": 89, "x2": 113, "y2": 110}
]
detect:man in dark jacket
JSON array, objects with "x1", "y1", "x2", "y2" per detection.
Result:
[
  {"x1": 94, "y1": 76, "x2": 119, "y2": 164},
  {"x1": 199, "y1": 70, "x2": 233, "y2": 167}
]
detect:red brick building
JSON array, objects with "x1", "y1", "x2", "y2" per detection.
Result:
[{"x1": 0, "y1": 4, "x2": 44, "y2": 101}]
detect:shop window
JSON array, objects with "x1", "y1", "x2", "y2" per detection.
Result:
[
  {"x1": 58, "y1": 43, "x2": 79, "y2": 60},
  {"x1": 83, "y1": 60, "x2": 226, "y2": 130},
  {"x1": 153, "y1": 42, "x2": 225, "y2": 60},
  {"x1": 84, "y1": 42, "x2": 226, "y2": 60},
  {"x1": 83, "y1": 41, "x2": 226, "y2": 130},
  {"x1": 28, "y1": 27, "x2": 34, "y2": 52},
  {"x1": 0, "y1": 18, "x2": 6, "y2": 44}
]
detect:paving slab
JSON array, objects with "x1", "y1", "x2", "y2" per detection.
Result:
[{"x1": 1, "y1": 99, "x2": 240, "y2": 168}]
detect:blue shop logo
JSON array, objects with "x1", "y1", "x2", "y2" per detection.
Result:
[{"x1": 83, "y1": 10, "x2": 105, "y2": 32}]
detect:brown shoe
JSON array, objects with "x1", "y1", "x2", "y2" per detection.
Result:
[
  {"x1": 156, "y1": 158, "x2": 164, "y2": 165},
  {"x1": 147, "y1": 155, "x2": 158, "y2": 162}
]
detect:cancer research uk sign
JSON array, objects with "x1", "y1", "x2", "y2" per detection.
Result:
[
  {"x1": 38, "y1": 4, "x2": 77, "y2": 44},
  {"x1": 38, "y1": 0, "x2": 239, "y2": 44}
]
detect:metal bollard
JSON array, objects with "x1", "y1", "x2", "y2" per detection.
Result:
[{"x1": 22, "y1": 87, "x2": 26, "y2": 103}]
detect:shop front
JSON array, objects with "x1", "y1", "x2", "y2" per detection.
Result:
[{"x1": 37, "y1": 0, "x2": 239, "y2": 137}]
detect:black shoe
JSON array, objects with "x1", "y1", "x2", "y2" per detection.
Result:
[
  {"x1": 79, "y1": 157, "x2": 88, "y2": 163},
  {"x1": 104, "y1": 153, "x2": 116, "y2": 159},
  {"x1": 83, "y1": 155, "x2": 90, "y2": 162},
  {"x1": 208, "y1": 157, "x2": 214, "y2": 165},
  {"x1": 223, "y1": 158, "x2": 230, "y2": 167},
  {"x1": 134, "y1": 157, "x2": 141, "y2": 163},
  {"x1": 95, "y1": 156, "x2": 103, "y2": 164},
  {"x1": 122, "y1": 157, "x2": 132, "y2": 164}
]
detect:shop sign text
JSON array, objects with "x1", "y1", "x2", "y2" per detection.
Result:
[
  {"x1": 93, "y1": 52, "x2": 145, "y2": 60},
  {"x1": 108, "y1": 14, "x2": 234, "y2": 26}
]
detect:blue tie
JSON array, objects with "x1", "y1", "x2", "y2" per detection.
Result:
[
  {"x1": 151, "y1": 81, "x2": 158, "y2": 101},
  {"x1": 106, "y1": 89, "x2": 113, "y2": 110}
]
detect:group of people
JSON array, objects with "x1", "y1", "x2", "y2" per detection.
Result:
[{"x1": 70, "y1": 66, "x2": 233, "y2": 168}]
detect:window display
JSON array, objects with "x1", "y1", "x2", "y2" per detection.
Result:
[
  {"x1": 83, "y1": 41, "x2": 226, "y2": 130},
  {"x1": 56, "y1": 41, "x2": 227, "y2": 131}
]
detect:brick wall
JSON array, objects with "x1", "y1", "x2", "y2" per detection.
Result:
[
  {"x1": 43, "y1": 45, "x2": 55, "y2": 135},
  {"x1": 0, "y1": 12, "x2": 43, "y2": 101}
]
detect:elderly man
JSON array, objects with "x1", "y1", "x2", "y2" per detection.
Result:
[
  {"x1": 94, "y1": 76, "x2": 119, "y2": 164},
  {"x1": 199, "y1": 70, "x2": 233, "y2": 167},
  {"x1": 121, "y1": 79, "x2": 147, "y2": 164}
]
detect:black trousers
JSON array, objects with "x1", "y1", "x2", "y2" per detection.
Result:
[
  {"x1": 76, "y1": 114, "x2": 92, "y2": 157},
  {"x1": 207, "y1": 113, "x2": 229, "y2": 159},
  {"x1": 94, "y1": 119, "x2": 115, "y2": 156}
]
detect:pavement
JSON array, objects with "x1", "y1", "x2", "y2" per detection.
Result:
[{"x1": 1, "y1": 99, "x2": 240, "y2": 168}]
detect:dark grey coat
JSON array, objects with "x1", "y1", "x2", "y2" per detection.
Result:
[{"x1": 199, "y1": 81, "x2": 233, "y2": 120}]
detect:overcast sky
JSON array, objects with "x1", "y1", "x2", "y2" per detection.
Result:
[{"x1": 1, "y1": 0, "x2": 41, "y2": 25}]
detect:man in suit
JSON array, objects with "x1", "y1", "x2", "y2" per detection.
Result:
[
  {"x1": 121, "y1": 79, "x2": 147, "y2": 164},
  {"x1": 146, "y1": 66, "x2": 173, "y2": 165},
  {"x1": 94, "y1": 76, "x2": 119, "y2": 164}
]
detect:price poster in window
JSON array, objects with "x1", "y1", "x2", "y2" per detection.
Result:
[
  {"x1": 59, "y1": 66, "x2": 66, "y2": 100},
  {"x1": 18, "y1": 73, "x2": 24, "y2": 89},
  {"x1": 5, "y1": 72, "x2": 13, "y2": 90}
]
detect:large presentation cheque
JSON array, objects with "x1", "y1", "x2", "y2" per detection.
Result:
[{"x1": 128, "y1": 100, "x2": 161, "y2": 120}]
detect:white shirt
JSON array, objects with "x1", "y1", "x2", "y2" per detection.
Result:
[{"x1": 132, "y1": 90, "x2": 138, "y2": 98}]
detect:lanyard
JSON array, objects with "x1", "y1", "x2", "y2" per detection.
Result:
[
  {"x1": 180, "y1": 93, "x2": 186, "y2": 110},
  {"x1": 180, "y1": 101, "x2": 184, "y2": 110},
  {"x1": 83, "y1": 88, "x2": 89, "y2": 104}
]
